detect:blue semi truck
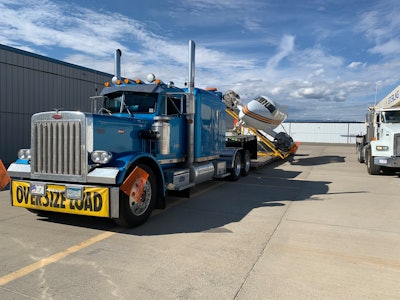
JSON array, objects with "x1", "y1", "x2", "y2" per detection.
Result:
[{"x1": 7, "y1": 40, "x2": 258, "y2": 227}]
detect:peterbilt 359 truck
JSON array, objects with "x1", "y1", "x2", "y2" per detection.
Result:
[
  {"x1": 356, "y1": 84, "x2": 400, "y2": 175},
  {"x1": 7, "y1": 40, "x2": 295, "y2": 227}
]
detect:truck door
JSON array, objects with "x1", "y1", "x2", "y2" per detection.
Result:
[
  {"x1": 164, "y1": 94, "x2": 186, "y2": 158},
  {"x1": 376, "y1": 112, "x2": 383, "y2": 140}
]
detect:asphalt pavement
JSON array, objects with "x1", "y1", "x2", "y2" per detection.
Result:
[{"x1": 0, "y1": 143, "x2": 399, "y2": 299}]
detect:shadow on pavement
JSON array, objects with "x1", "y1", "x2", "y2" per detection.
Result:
[
  {"x1": 289, "y1": 155, "x2": 345, "y2": 166},
  {"x1": 37, "y1": 157, "x2": 336, "y2": 235}
]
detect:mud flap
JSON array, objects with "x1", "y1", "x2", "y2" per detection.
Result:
[
  {"x1": 120, "y1": 166, "x2": 149, "y2": 204},
  {"x1": 0, "y1": 160, "x2": 10, "y2": 190}
]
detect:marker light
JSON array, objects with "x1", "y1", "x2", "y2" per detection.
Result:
[
  {"x1": 116, "y1": 79, "x2": 122, "y2": 85},
  {"x1": 146, "y1": 73, "x2": 156, "y2": 83},
  {"x1": 155, "y1": 79, "x2": 161, "y2": 85},
  {"x1": 104, "y1": 82, "x2": 110, "y2": 87},
  {"x1": 135, "y1": 79, "x2": 143, "y2": 84},
  {"x1": 18, "y1": 149, "x2": 31, "y2": 160},
  {"x1": 124, "y1": 78, "x2": 130, "y2": 84},
  {"x1": 91, "y1": 151, "x2": 112, "y2": 164}
]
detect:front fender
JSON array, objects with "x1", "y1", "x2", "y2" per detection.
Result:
[
  {"x1": 113, "y1": 153, "x2": 164, "y2": 186},
  {"x1": 370, "y1": 140, "x2": 391, "y2": 157}
]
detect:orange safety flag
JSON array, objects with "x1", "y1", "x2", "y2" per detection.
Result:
[
  {"x1": 0, "y1": 159, "x2": 11, "y2": 190},
  {"x1": 120, "y1": 166, "x2": 149, "y2": 204}
]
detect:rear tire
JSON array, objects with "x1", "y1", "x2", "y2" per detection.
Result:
[
  {"x1": 229, "y1": 151, "x2": 242, "y2": 181},
  {"x1": 241, "y1": 149, "x2": 251, "y2": 176},
  {"x1": 114, "y1": 164, "x2": 157, "y2": 227}
]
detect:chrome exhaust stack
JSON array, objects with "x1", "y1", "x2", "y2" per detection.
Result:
[
  {"x1": 112, "y1": 49, "x2": 122, "y2": 84},
  {"x1": 186, "y1": 40, "x2": 196, "y2": 168}
]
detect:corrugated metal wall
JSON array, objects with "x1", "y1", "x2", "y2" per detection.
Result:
[
  {"x1": 277, "y1": 122, "x2": 365, "y2": 144},
  {"x1": 0, "y1": 44, "x2": 111, "y2": 167}
]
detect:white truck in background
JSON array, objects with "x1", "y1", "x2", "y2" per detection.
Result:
[{"x1": 356, "y1": 84, "x2": 400, "y2": 175}]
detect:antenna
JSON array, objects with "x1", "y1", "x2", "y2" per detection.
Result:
[{"x1": 374, "y1": 81, "x2": 381, "y2": 106}]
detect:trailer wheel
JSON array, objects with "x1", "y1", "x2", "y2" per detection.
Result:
[
  {"x1": 241, "y1": 149, "x2": 251, "y2": 176},
  {"x1": 229, "y1": 151, "x2": 242, "y2": 181},
  {"x1": 114, "y1": 164, "x2": 157, "y2": 227},
  {"x1": 366, "y1": 149, "x2": 380, "y2": 175}
]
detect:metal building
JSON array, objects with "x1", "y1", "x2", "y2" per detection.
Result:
[
  {"x1": 277, "y1": 122, "x2": 365, "y2": 144},
  {"x1": 0, "y1": 44, "x2": 111, "y2": 167}
]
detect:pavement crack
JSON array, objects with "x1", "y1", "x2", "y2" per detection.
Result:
[{"x1": 233, "y1": 198, "x2": 294, "y2": 299}]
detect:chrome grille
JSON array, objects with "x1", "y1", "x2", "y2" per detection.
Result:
[
  {"x1": 395, "y1": 134, "x2": 400, "y2": 156},
  {"x1": 33, "y1": 120, "x2": 82, "y2": 175}
]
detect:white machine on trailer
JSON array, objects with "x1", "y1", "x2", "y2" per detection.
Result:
[{"x1": 223, "y1": 91, "x2": 296, "y2": 155}]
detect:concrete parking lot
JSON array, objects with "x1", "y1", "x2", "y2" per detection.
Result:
[{"x1": 0, "y1": 144, "x2": 399, "y2": 299}]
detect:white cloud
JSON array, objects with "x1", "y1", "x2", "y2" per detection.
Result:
[
  {"x1": 1, "y1": 0, "x2": 400, "y2": 121},
  {"x1": 369, "y1": 38, "x2": 400, "y2": 56},
  {"x1": 357, "y1": 1, "x2": 400, "y2": 57},
  {"x1": 347, "y1": 62, "x2": 367, "y2": 69},
  {"x1": 267, "y1": 35, "x2": 295, "y2": 69}
]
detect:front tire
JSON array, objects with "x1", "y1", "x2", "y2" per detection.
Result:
[
  {"x1": 366, "y1": 149, "x2": 380, "y2": 175},
  {"x1": 357, "y1": 145, "x2": 364, "y2": 163},
  {"x1": 114, "y1": 164, "x2": 157, "y2": 227}
]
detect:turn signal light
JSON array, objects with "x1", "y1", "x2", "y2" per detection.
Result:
[{"x1": 376, "y1": 146, "x2": 389, "y2": 151}]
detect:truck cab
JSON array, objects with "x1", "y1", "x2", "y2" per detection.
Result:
[{"x1": 357, "y1": 106, "x2": 400, "y2": 175}]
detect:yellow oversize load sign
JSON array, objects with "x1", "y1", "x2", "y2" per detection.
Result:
[{"x1": 11, "y1": 181, "x2": 110, "y2": 217}]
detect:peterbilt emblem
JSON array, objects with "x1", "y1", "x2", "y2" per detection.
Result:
[
  {"x1": 52, "y1": 109, "x2": 62, "y2": 119},
  {"x1": 52, "y1": 114, "x2": 62, "y2": 119}
]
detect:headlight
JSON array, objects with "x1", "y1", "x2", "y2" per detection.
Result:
[
  {"x1": 91, "y1": 151, "x2": 112, "y2": 164},
  {"x1": 18, "y1": 149, "x2": 31, "y2": 160},
  {"x1": 376, "y1": 146, "x2": 389, "y2": 151}
]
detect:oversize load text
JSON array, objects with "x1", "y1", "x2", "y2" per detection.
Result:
[{"x1": 12, "y1": 182, "x2": 109, "y2": 217}]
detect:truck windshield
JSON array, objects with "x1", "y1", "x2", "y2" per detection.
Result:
[
  {"x1": 382, "y1": 111, "x2": 400, "y2": 123},
  {"x1": 103, "y1": 92, "x2": 158, "y2": 114}
]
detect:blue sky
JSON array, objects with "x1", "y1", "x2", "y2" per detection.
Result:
[{"x1": 1, "y1": 0, "x2": 400, "y2": 121}]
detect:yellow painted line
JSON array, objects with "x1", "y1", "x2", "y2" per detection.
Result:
[
  {"x1": 0, "y1": 231, "x2": 116, "y2": 286},
  {"x1": 0, "y1": 181, "x2": 224, "y2": 286}
]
